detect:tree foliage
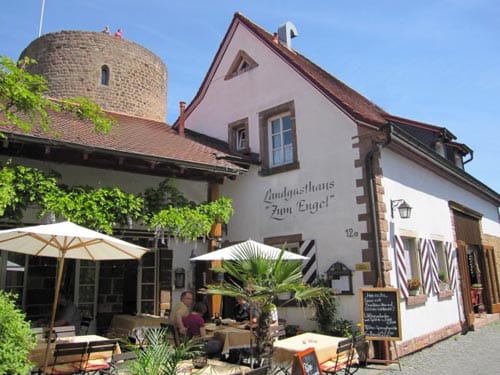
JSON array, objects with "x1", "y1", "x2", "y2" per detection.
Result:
[
  {"x1": 0, "y1": 291, "x2": 37, "y2": 374},
  {"x1": 0, "y1": 55, "x2": 115, "y2": 134}
]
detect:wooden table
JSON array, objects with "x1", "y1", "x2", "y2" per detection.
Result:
[
  {"x1": 273, "y1": 332, "x2": 345, "y2": 365},
  {"x1": 108, "y1": 314, "x2": 169, "y2": 339},
  {"x1": 211, "y1": 325, "x2": 254, "y2": 354},
  {"x1": 30, "y1": 334, "x2": 121, "y2": 368},
  {"x1": 177, "y1": 359, "x2": 251, "y2": 374}
]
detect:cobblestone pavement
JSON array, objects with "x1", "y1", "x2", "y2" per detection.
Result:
[{"x1": 356, "y1": 319, "x2": 500, "y2": 374}]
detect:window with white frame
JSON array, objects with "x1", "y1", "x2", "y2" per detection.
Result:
[
  {"x1": 434, "y1": 240, "x2": 448, "y2": 283},
  {"x1": 228, "y1": 118, "x2": 249, "y2": 153},
  {"x1": 139, "y1": 251, "x2": 156, "y2": 314},
  {"x1": 402, "y1": 237, "x2": 422, "y2": 283},
  {"x1": 74, "y1": 260, "x2": 99, "y2": 321},
  {"x1": 0, "y1": 251, "x2": 27, "y2": 307},
  {"x1": 269, "y1": 114, "x2": 293, "y2": 167},
  {"x1": 259, "y1": 101, "x2": 299, "y2": 175}
]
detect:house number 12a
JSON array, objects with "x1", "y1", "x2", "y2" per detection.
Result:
[{"x1": 345, "y1": 228, "x2": 359, "y2": 238}]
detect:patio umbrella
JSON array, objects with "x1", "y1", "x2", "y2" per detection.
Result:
[
  {"x1": 190, "y1": 239, "x2": 309, "y2": 261},
  {"x1": 0, "y1": 220, "x2": 149, "y2": 372},
  {"x1": 6, "y1": 260, "x2": 24, "y2": 272}
]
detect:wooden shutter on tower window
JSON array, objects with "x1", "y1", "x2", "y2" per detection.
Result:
[
  {"x1": 481, "y1": 246, "x2": 500, "y2": 313},
  {"x1": 457, "y1": 240, "x2": 474, "y2": 330}
]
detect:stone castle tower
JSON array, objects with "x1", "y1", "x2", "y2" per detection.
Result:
[{"x1": 20, "y1": 31, "x2": 168, "y2": 122}]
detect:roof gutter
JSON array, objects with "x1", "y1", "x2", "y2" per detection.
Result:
[
  {"x1": 389, "y1": 127, "x2": 499, "y2": 204},
  {"x1": 4, "y1": 133, "x2": 244, "y2": 176}
]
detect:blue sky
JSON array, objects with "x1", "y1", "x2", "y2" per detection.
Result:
[{"x1": 1, "y1": 1, "x2": 499, "y2": 192}]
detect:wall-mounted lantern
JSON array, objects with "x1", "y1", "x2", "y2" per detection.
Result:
[
  {"x1": 326, "y1": 262, "x2": 353, "y2": 295},
  {"x1": 174, "y1": 267, "x2": 186, "y2": 289},
  {"x1": 391, "y1": 199, "x2": 412, "y2": 219}
]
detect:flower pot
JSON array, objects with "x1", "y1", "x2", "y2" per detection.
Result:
[
  {"x1": 439, "y1": 281, "x2": 449, "y2": 291},
  {"x1": 409, "y1": 289, "x2": 420, "y2": 296}
]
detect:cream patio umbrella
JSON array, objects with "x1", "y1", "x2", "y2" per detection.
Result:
[
  {"x1": 190, "y1": 239, "x2": 309, "y2": 261},
  {"x1": 0, "y1": 220, "x2": 149, "y2": 372}
]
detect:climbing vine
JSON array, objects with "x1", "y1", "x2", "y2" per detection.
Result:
[{"x1": 0, "y1": 162, "x2": 233, "y2": 239}]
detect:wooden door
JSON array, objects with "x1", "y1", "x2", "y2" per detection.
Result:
[
  {"x1": 457, "y1": 241, "x2": 474, "y2": 330},
  {"x1": 482, "y1": 246, "x2": 500, "y2": 313}
]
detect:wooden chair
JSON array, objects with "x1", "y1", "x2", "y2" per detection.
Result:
[
  {"x1": 234, "y1": 365, "x2": 269, "y2": 375},
  {"x1": 54, "y1": 325, "x2": 77, "y2": 338},
  {"x1": 44, "y1": 341, "x2": 88, "y2": 375},
  {"x1": 80, "y1": 339, "x2": 118, "y2": 373},
  {"x1": 127, "y1": 326, "x2": 149, "y2": 349},
  {"x1": 79, "y1": 317, "x2": 92, "y2": 335},
  {"x1": 160, "y1": 322, "x2": 180, "y2": 347},
  {"x1": 270, "y1": 324, "x2": 286, "y2": 340},
  {"x1": 99, "y1": 351, "x2": 137, "y2": 375},
  {"x1": 347, "y1": 335, "x2": 367, "y2": 375},
  {"x1": 31, "y1": 327, "x2": 45, "y2": 342},
  {"x1": 320, "y1": 337, "x2": 354, "y2": 375}
]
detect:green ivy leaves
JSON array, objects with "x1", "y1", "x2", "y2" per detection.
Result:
[{"x1": 0, "y1": 162, "x2": 233, "y2": 239}]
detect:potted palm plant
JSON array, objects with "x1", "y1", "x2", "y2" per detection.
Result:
[{"x1": 203, "y1": 246, "x2": 329, "y2": 372}]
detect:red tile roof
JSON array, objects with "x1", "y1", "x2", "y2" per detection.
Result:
[
  {"x1": 0, "y1": 108, "x2": 245, "y2": 175},
  {"x1": 182, "y1": 12, "x2": 390, "y2": 127}
]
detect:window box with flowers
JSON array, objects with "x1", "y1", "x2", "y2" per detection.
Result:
[{"x1": 407, "y1": 279, "x2": 421, "y2": 296}]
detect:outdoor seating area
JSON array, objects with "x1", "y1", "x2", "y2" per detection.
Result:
[
  {"x1": 29, "y1": 334, "x2": 120, "y2": 374},
  {"x1": 27, "y1": 316, "x2": 362, "y2": 375}
]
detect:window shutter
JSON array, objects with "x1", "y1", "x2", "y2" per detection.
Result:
[
  {"x1": 394, "y1": 235, "x2": 409, "y2": 299},
  {"x1": 419, "y1": 238, "x2": 432, "y2": 295},
  {"x1": 425, "y1": 239, "x2": 440, "y2": 295},
  {"x1": 445, "y1": 242, "x2": 458, "y2": 291},
  {"x1": 299, "y1": 240, "x2": 317, "y2": 285}
]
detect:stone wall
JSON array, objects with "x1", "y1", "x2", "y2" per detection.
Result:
[{"x1": 20, "y1": 31, "x2": 168, "y2": 122}]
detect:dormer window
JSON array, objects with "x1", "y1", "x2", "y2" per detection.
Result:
[
  {"x1": 228, "y1": 118, "x2": 250, "y2": 153},
  {"x1": 454, "y1": 153, "x2": 463, "y2": 169},
  {"x1": 435, "y1": 140, "x2": 445, "y2": 157},
  {"x1": 225, "y1": 50, "x2": 258, "y2": 80},
  {"x1": 236, "y1": 127, "x2": 247, "y2": 151},
  {"x1": 101, "y1": 65, "x2": 110, "y2": 85}
]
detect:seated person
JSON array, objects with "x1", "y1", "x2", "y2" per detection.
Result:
[
  {"x1": 183, "y1": 302, "x2": 222, "y2": 356},
  {"x1": 169, "y1": 290, "x2": 194, "y2": 335},
  {"x1": 54, "y1": 292, "x2": 81, "y2": 332},
  {"x1": 232, "y1": 297, "x2": 257, "y2": 323}
]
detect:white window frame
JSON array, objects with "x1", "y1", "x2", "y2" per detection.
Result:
[
  {"x1": 74, "y1": 260, "x2": 100, "y2": 323},
  {"x1": 236, "y1": 127, "x2": 248, "y2": 151},
  {"x1": 433, "y1": 240, "x2": 448, "y2": 280},
  {"x1": 137, "y1": 252, "x2": 156, "y2": 314},
  {"x1": 268, "y1": 112, "x2": 293, "y2": 167},
  {"x1": 0, "y1": 251, "x2": 28, "y2": 309},
  {"x1": 402, "y1": 237, "x2": 422, "y2": 283}
]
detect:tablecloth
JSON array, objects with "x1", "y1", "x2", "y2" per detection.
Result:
[
  {"x1": 272, "y1": 332, "x2": 345, "y2": 364},
  {"x1": 107, "y1": 314, "x2": 169, "y2": 339}
]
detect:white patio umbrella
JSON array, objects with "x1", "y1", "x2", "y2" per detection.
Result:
[
  {"x1": 0, "y1": 220, "x2": 149, "y2": 372},
  {"x1": 190, "y1": 239, "x2": 309, "y2": 261},
  {"x1": 7, "y1": 260, "x2": 25, "y2": 272}
]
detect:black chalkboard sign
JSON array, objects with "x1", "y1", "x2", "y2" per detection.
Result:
[
  {"x1": 360, "y1": 288, "x2": 401, "y2": 340},
  {"x1": 291, "y1": 348, "x2": 321, "y2": 375}
]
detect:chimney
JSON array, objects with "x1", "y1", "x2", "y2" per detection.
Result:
[
  {"x1": 178, "y1": 101, "x2": 185, "y2": 137},
  {"x1": 277, "y1": 21, "x2": 298, "y2": 48},
  {"x1": 273, "y1": 33, "x2": 279, "y2": 44}
]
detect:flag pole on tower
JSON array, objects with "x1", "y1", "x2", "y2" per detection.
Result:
[{"x1": 38, "y1": 0, "x2": 46, "y2": 37}]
